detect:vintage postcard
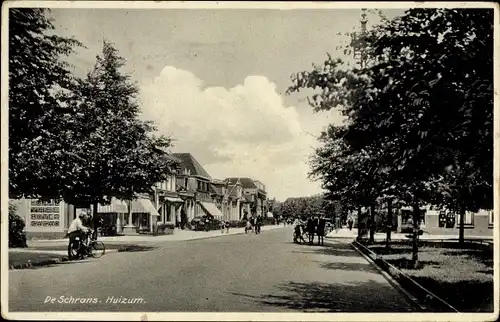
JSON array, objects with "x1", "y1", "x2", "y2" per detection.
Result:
[{"x1": 1, "y1": 1, "x2": 499, "y2": 321}]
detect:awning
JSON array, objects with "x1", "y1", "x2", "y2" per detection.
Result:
[
  {"x1": 199, "y1": 202, "x2": 223, "y2": 220},
  {"x1": 165, "y1": 196, "x2": 184, "y2": 203},
  {"x1": 97, "y1": 198, "x2": 128, "y2": 213},
  {"x1": 138, "y1": 198, "x2": 161, "y2": 217},
  {"x1": 95, "y1": 198, "x2": 160, "y2": 216}
]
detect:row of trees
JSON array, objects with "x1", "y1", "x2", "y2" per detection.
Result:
[
  {"x1": 9, "y1": 9, "x2": 178, "y2": 231},
  {"x1": 287, "y1": 9, "x2": 493, "y2": 267},
  {"x1": 272, "y1": 195, "x2": 343, "y2": 222}
]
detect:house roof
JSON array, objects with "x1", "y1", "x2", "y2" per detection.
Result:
[
  {"x1": 173, "y1": 153, "x2": 211, "y2": 179},
  {"x1": 210, "y1": 184, "x2": 223, "y2": 196},
  {"x1": 225, "y1": 177, "x2": 257, "y2": 189}
]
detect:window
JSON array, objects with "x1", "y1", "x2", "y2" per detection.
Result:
[
  {"x1": 489, "y1": 211, "x2": 494, "y2": 227},
  {"x1": 438, "y1": 211, "x2": 447, "y2": 228},
  {"x1": 464, "y1": 211, "x2": 474, "y2": 226}
]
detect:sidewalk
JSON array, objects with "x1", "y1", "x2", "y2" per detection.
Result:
[
  {"x1": 327, "y1": 228, "x2": 493, "y2": 241},
  {"x1": 27, "y1": 224, "x2": 284, "y2": 246}
]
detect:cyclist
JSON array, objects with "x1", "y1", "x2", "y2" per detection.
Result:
[{"x1": 67, "y1": 213, "x2": 92, "y2": 258}]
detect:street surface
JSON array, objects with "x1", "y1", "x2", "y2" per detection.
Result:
[{"x1": 9, "y1": 227, "x2": 413, "y2": 312}]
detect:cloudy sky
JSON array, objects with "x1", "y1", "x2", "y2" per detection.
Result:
[{"x1": 49, "y1": 6, "x2": 404, "y2": 201}]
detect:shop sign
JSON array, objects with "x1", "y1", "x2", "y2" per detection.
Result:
[{"x1": 29, "y1": 200, "x2": 61, "y2": 228}]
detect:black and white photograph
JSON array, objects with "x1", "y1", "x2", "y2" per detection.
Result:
[{"x1": 1, "y1": 1, "x2": 498, "y2": 321}]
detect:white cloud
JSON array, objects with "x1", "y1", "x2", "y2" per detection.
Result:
[{"x1": 139, "y1": 66, "x2": 327, "y2": 200}]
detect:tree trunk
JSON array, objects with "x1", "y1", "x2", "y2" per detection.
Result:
[
  {"x1": 386, "y1": 198, "x2": 393, "y2": 248},
  {"x1": 92, "y1": 201, "x2": 99, "y2": 240},
  {"x1": 411, "y1": 203, "x2": 421, "y2": 269},
  {"x1": 369, "y1": 202, "x2": 376, "y2": 243},
  {"x1": 357, "y1": 205, "x2": 362, "y2": 238},
  {"x1": 459, "y1": 206, "x2": 466, "y2": 245}
]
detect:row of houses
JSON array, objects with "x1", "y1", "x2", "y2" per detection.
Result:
[
  {"x1": 12, "y1": 153, "x2": 269, "y2": 240},
  {"x1": 349, "y1": 203, "x2": 494, "y2": 237}
]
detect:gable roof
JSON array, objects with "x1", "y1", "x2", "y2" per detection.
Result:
[
  {"x1": 210, "y1": 184, "x2": 223, "y2": 196},
  {"x1": 173, "y1": 153, "x2": 211, "y2": 179},
  {"x1": 225, "y1": 177, "x2": 257, "y2": 189}
]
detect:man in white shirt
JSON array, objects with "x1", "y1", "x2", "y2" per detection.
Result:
[{"x1": 67, "y1": 213, "x2": 91, "y2": 258}]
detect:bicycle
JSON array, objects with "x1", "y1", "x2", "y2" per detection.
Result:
[{"x1": 68, "y1": 230, "x2": 106, "y2": 260}]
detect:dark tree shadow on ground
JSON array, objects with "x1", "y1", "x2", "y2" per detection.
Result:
[
  {"x1": 117, "y1": 245, "x2": 156, "y2": 252},
  {"x1": 229, "y1": 280, "x2": 416, "y2": 312},
  {"x1": 313, "y1": 260, "x2": 376, "y2": 273},
  {"x1": 290, "y1": 242, "x2": 363, "y2": 257},
  {"x1": 368, "y1": 246, "x2": 413, "y2": 255}
]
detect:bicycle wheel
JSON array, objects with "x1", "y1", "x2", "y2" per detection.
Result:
[
  {"x1": 68, "y1": 242, "x2": 79, "y2": 260},
  {"x1": 90, "y1": 241, "x2": 105, "y2": 258}
]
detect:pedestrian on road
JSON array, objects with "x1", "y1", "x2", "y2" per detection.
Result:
[
  {"x1": 317, "y1": 215, "x2": 326, "y2": 246},
  {"x1": 293, "y1": 217, "x2": 306, "y2": 243},
  {"x1": 306, "y1": 217, "x2": 316, "y2": 245},
  {"x1": 225, "y1": 220, "x2": 230, "y2": 234},
  {"x1": 220, "y1": 221, "x2": 226, "y2": 234},
  {"x1": 245, "y1": 219, "x2": 252, "y2": 234}
]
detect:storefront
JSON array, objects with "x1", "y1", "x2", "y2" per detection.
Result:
[{"x1": 12, "y1": 198, "x2": 73, "y2": 240}]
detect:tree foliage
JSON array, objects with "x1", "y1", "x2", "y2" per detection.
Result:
[
  {"x1": 9, "y1": 8, "x2": 82, "y2": 200},
  {"x1": 290, "y1": 8, "x2": 493, "y2": 213},
  {"x1": 288, "y1": 8, "x2": 493, "y2": 259},
  {"x1": 61, "y1": 41, "x2": 178, "y2": 207},
  {"x1": 274, "y1": 195, "x2": 328, "y2": 220},
  {"x1": 9, "y1": 8, "x2": 179, "y2": 213}
]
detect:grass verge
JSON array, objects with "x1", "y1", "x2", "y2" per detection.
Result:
[{"x1": 365, "y1": 242, "x2": 493, "y2": 312}]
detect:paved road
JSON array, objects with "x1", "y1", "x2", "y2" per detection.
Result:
[{"x1": 9, "y1": 227, "x2": 413, "y2": 312}]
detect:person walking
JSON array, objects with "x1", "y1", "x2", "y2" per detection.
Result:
[
  {"x1": 348, "y1": 216, "x2": 354, "y2": 231},
  {"x1": 225, "y1": 220, "x2": 230, "y2": 234},
  {"x1": 306, "y1": 216, "x2": 316, "y2": 245},
  {"x1": 317, "y1": 215, "x2": 326, "y2": 246}
]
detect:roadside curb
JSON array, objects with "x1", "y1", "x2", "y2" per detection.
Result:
[
  {"x1": 9, "y1": 249, "x2": 119, "y2": 270},
  {"x1": 9, "y1": 257, "x2": 69, "y2": 270},
  {"x1": 350, "y1": 240, "x2": 427, "y2": 312}
]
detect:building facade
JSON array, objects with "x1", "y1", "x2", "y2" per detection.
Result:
[
  {"x1": 173, "y1": 153, "x2": 223, "y2": 226},
  {"x1": 225, "y1": 177, "x2": 267, "y2": 219}
]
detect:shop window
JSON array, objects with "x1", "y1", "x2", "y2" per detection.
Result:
[
  {"x1": 445, "y1": 212, "x2": 456, "y2": 228},
  {"x1": 438, "y1": 211, "x2": 447, "y2": 228}
]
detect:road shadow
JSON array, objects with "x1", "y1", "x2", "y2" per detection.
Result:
[
  {"x1": 229, "y1": 280, "x2": 414, "y2": 312},
  {"x1": 116, "y1": 245, "x2": 157, "y2": 252},
  {"x1": 368, "y1": 246, "x2": 413, "y2": 255},
  {"x1": 312, "y1": 260, "x2": 376, "y2": 273},
  {"x1": 290, "y1": 243, "x2": 361, "y2": 258}
]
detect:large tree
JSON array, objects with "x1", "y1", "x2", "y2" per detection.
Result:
[
  {"x1": 9, "y1": 8, "x2": 82, "y2": 200},
  {"x1": 289, "y1": 8, "x2": 493, "y2": 266},
  {"x1": 61, "y1": 41, "x2": 178, "y2": 229}
]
